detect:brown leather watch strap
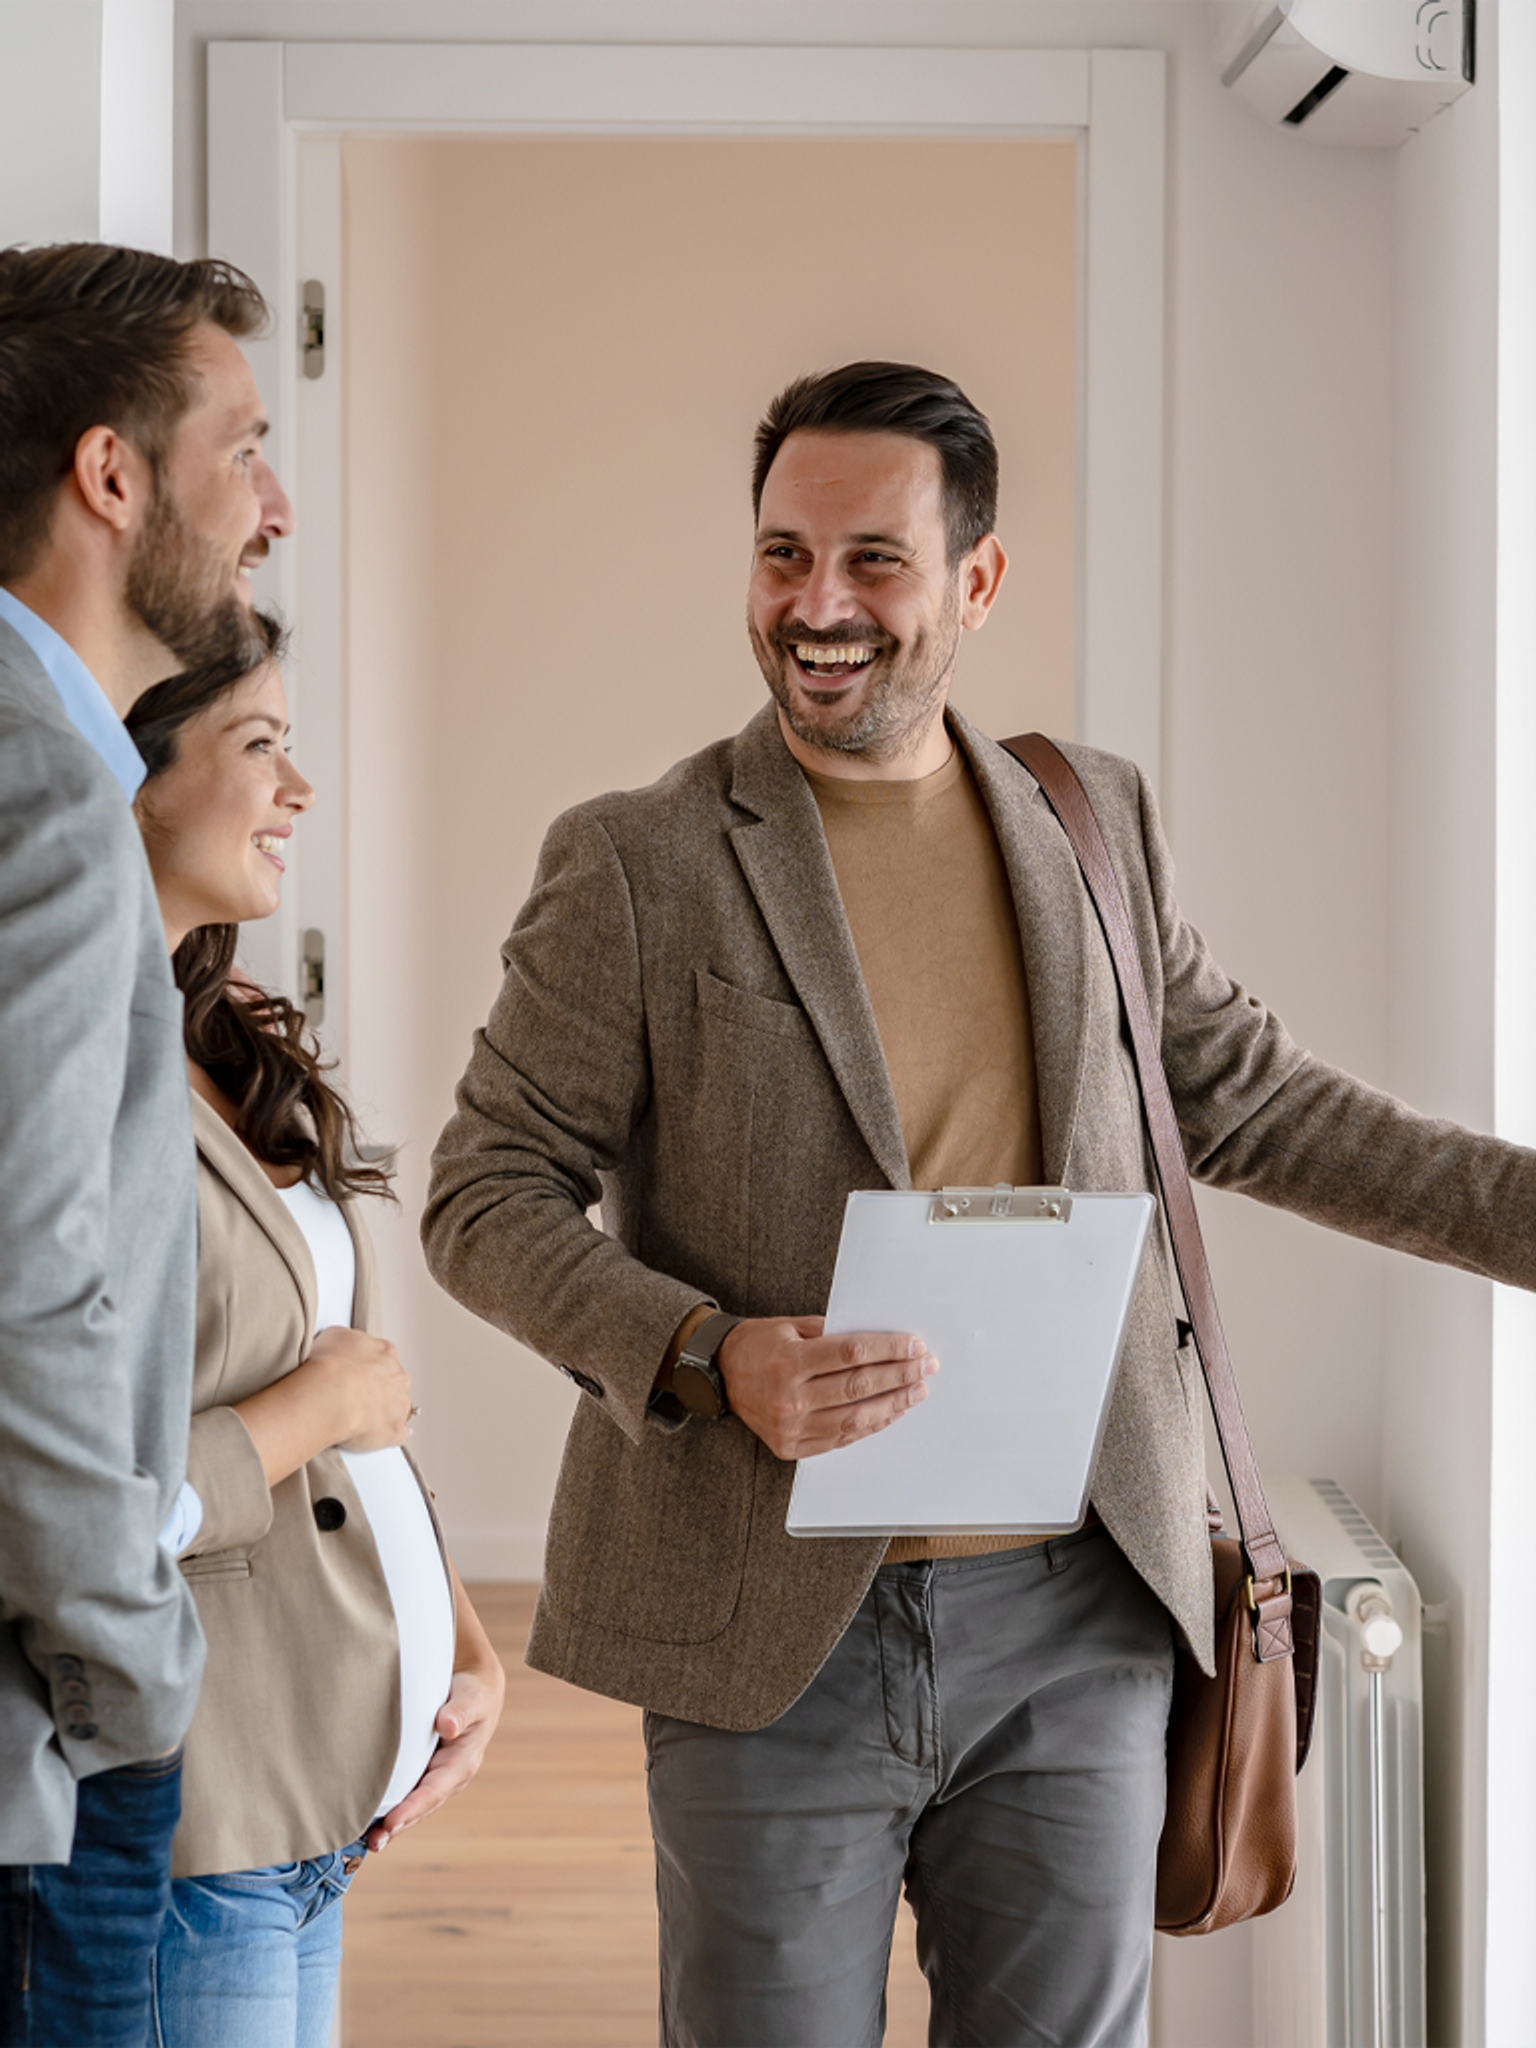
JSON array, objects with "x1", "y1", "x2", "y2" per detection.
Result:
[{"x1": 1001, "y1": 734, "x2": 1293, "y2": 1631}]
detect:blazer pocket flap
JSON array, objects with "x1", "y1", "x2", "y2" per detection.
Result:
[
  {"x1": 695, "y1": 969, "x2": 813, "y2": 1041},
  {"x1": 179, "y1": 1551, "x2": 252, "y2": 1583}
]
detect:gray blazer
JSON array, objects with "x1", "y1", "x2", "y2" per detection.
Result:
[
  {"x1": 0, "y1": 619, "x2": 202, "y2": 1862},
  {"x1": 424, "y1": 704, "x2": 1536, "y2": 1730}
]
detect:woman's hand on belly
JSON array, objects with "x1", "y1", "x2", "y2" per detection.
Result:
[
  {"x1": 367, "y1": 1568, "x2": 506, "y2": 1852},
  {"x1": 311, "y1": 1327, "x2": 415, "y2": 1453},
  {"x1": 234, "y1": 1326, "x2": 416, "y2": 1486}
]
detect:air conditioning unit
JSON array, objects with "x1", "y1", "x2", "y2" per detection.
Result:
[{"x1": 1218, "y1": 0, "x2": 1475, "y2": 147}]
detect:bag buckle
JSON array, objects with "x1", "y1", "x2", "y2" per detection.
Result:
[
  {"x1": 1243, "y1": 1565, "x2": 1292, "y2": 1612},
  {"x1": 1244, "y1": 1566, "x2": 1295, "y2": 1662}
]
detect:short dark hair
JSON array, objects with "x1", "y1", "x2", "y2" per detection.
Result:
[
  {"x1": 0, "y1": 243, "x2": 269, "y2": 582},
  {"x1": 752, "y1": 362, "x2": 999, "y2": 565}
]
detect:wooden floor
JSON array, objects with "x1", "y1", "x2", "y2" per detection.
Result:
[{"x1": 342, "y1": 1584, "x2": 930, "y2": 2047}]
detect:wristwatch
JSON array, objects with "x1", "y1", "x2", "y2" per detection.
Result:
[{"x1": 671, "y1": 1311, "x2": 743, "y2": 1419}]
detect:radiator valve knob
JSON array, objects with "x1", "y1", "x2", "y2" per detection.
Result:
[{"x1": 1347, "y1": 1584, "x2": 1403, "y2": 1670}]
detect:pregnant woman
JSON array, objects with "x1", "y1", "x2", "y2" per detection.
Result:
[{"x1": 126, "y1": 620, "x2": 505, "y2": 2047}]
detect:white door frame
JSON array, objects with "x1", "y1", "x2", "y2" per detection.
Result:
[{"x1": 206, "y1": 39, "x2": 1165, "y2": 1040}]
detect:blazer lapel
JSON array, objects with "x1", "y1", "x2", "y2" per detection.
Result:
[
  {"x1": 191, "y1": 1094, "x2": 319, "y2": 1347},
  {"x1": 728, "y1": 707, "x2": 910, "y2": 1191},
  {"x1": 952, "y1": 712, "x2": 1095, "y2": 1185}
]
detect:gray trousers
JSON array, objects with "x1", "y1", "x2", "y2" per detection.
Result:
[{"x1": 645, "y1": 1527, "x2": 1174, "y2": 2048}]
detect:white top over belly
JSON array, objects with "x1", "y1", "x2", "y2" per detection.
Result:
[{"x1": 277, "y1": 1178, "x2": 456, "y2": 1818}]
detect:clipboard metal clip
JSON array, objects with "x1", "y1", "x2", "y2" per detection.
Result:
[{"x1": 930, "y1": 1184, "x2": 1073, "y2": 1224}]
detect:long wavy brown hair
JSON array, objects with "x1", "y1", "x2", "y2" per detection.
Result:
[{"x1": 127, "y1": 620, "x2": 392, "y2": 1204}]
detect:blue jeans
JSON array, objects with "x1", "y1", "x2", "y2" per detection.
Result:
[
  {"x1": 150, "y1": 1840, "x2": 368, "y2": 2048},
  {"x1": 0, "y1": 1750, "x2": 184, "y2": 2048}
]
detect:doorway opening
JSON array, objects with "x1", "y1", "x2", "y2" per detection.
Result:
[{"x1": 336, "y1": 131, "x2": 1079, "y2": 1593}]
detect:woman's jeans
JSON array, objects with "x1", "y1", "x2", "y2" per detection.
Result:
[{"x1": 151, "y1": 1840, "x2": 368, "y2": 2048}]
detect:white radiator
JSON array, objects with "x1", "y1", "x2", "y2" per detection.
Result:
[{"x1": 1251, "y1": 1477, "x2": 1426, "y2": 2048}]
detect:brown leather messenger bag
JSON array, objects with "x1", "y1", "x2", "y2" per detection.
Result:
[{"x1": 1002, "y1": 732, "x2": 1322, "y2": 1934}]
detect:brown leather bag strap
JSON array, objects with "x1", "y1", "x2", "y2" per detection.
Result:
[{"x1": 1001, "y1": 734, "x2": 1293, "y2": 1642}]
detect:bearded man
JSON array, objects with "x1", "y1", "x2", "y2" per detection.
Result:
[
  {"x1": 425, "y1": 362, "x2": 1536, "y2": 2047},
  {"x1": 0, "y1": 242, "x2": 292, "y2": 2043}
]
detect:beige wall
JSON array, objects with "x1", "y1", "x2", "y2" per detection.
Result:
[{"x1": 343, "y1": 133, "x2": 1077, "y2": 1575}]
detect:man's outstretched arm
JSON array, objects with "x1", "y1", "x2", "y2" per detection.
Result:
[{"x1": 1114, "y1": 751, "x2": 1536, "y2": 1288}]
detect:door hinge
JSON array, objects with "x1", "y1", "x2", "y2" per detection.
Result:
[
  {"x1": 301, "y1": 280, "x2": 325, "y2": 379},
  {"x1": 300, "y1": 927, "x2": 325, "y2": 1025}
]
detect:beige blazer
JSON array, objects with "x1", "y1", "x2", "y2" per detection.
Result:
[
  {"x1": 175, "y1": 1094, "x2": 449, "y2": 1878},
  {"x1": 424, "y1": 705, "x2": 1536, "y2": 1731}
]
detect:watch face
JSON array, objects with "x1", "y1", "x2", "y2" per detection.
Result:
[{"x1": 674, "y1": 1359, "x2": 724, "y2": 1418}]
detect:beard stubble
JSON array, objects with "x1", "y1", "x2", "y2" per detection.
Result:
[
  {"x1": 748, "y1": 582, "x2": 962, "y2": 767},
  {"x1": 125, "y1": 480, "x2": 265, "y2": 672}
]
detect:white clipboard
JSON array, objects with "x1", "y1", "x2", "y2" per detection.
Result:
[{"x1": 785, "y1": 1186, "x2": 1155, "y2": 1537}]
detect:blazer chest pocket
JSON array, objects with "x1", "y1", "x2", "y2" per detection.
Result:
[
  {"x1": 694, "y1": 970, "x2": 815, "y2": 1043},
  {"x1": 686, "y1": 972, "x2": 823, "y2": 1296}
]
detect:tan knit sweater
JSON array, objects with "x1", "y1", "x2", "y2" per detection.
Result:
[{"x1": 806, "y1": 746, "x2": 1052, "y2": 1559}]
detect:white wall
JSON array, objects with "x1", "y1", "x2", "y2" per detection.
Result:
[
  {"x1": 1385, "y1": 7, "x2": 1502, "y2": 2040},
  {"x1": 1487, "y1": 2, "x2": 1536, "y2": 2036},
  {"x1": 1383, "y1": 2, "x2": 1536, "y2": 2040},
  {"x1": 99, "y1": 0, "x2": 175, "y2": 252},
  {"x1": 0, "y1": 0, "x2": 103, "y2": 247},
  {"x1": 0, "y1": 0, "x2": 173, "y2": 252}
]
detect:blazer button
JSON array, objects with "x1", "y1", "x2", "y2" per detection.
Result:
[
  {"x1": 64, "y1": 1723, "x2": 98, "y2": 1741},
  {"x1": 61, "y1": 1679, "x2": 90, "y2": 1702},
  {"x1": 54, "y1": 1655, "x2": 84, "y2": 1679},
  {"x1": 559, "y1": 1364, "x2": 604, "y2": 1399},
  {"x1": 313, "y1": 1497, "x2": 347, "y2": 1532}
]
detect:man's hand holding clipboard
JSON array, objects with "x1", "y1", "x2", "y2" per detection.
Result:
[{"x1": 716, "y1": 1318, "x2": 939, "y2": 1460}]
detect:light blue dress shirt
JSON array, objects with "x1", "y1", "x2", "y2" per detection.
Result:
[
  {"x1": 0, "y1": 585, "x2": 148, "y2": 800},
  {"x1": 0, "y1": 583, "x2": 204, "y2": 1553}
]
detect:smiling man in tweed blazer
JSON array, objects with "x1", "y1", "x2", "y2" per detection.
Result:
[{"x1": 425, "y1": 363, "x2": 1536, "y2": 2048}]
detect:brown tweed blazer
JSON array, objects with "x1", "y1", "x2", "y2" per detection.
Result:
[{"x1": 424, "y1": 705, "x2": 1536, "y2": 1729}]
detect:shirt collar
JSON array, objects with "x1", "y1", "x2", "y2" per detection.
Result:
[{"x1": 0, "y1": 586, "x2": 146, "y2": 800}]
